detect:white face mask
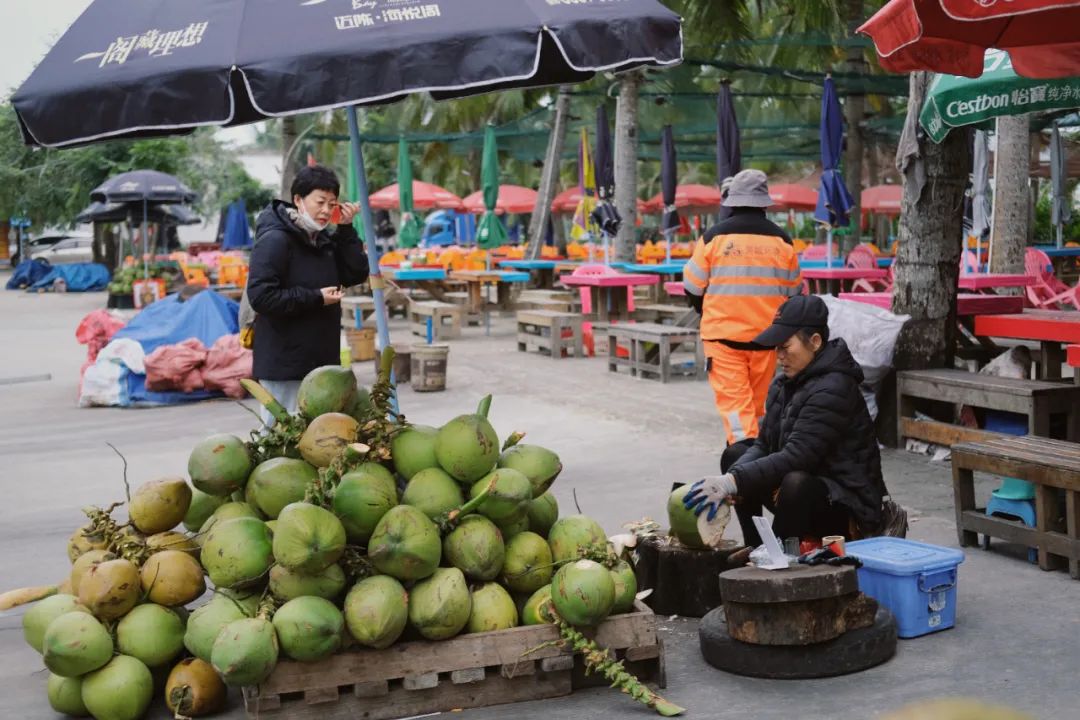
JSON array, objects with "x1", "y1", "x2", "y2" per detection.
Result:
[{"x1": 295, "y1": 201, "x2": 328, "y2": 233}]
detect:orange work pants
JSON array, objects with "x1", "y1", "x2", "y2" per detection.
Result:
[{"x1": 703, "y1": 341, "x2": 777, "y2": 445}]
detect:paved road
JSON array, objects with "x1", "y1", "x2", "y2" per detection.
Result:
[{"x1": 0, "y1": 288, "x2": 1075, "y2": 719}]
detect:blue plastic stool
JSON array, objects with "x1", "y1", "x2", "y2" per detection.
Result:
[{"x1": 983, "y1": 495, "x2": 1038, "y2": 564}]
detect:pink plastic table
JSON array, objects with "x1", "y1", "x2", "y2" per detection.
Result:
[
  {"x1": 802, "y1": 267, "x2": 888, "y2": 295},
  {"x1": 957, "y1": 273, "x2": 1034, "y2": 291},
  {"x1": 560, "y1": 273, "x2": 658, "y2": 322},
  {"x1": 839, "y1": 292, "x2": 1025, "y2": 316},
  {"x1": 664, "y1": 281, "x2": 685, "y2": 296}
]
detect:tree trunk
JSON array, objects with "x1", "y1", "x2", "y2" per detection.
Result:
[
  {"x1": 989, "y1": 114, "x2": 1030, "y2": 275},
  {"x1": 526, "y1": 87, "x2": 572, "y2": 260},
  {"x1": 280, "y1": 116, "x2": 299, "y2": 200},
  {"x1": 842, "y1": 0, "x2": 866, "y2": 251},
  {"x1": 892, "y1": 72, "x2": 971, "y2": 370},
  {"x1": 614, "y1": 71, "x2": 642, "y2": 263}
]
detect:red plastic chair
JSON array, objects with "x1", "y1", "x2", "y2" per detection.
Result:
[
  {"x1": 1024, "y1": 248, "x2": 1080, "y2": 309},
  {"x1": 848, "y1": 246, "x2": 890, "y2": 293},
  {"x1": 801, "y1": 244, "x2": 827, "y2": 260}
]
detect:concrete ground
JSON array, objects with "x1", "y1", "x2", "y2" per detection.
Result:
[{"x1": 0, "y1": 286, "x2": 1076, "y2": 720}]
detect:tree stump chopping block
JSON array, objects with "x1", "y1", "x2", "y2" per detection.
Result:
[
  {"x1": 719, "y1": 564, "x2": 859, "y2": 646},
  {"x1": 633, "y1": 535, "x2": 748, "y2": 618}
]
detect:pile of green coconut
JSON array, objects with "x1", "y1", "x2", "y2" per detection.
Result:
[{"x1": 3, "y1": 355, "x2": 683, "y2": 720}]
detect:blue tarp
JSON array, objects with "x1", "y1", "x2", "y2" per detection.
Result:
[
  {"x1": 112, "y1": 290, "x2": 240, "y2": 406},
  {"x1": 6, "y1": 259, "x2": 52, "y2": 289},
  {"x1": 28, "y1": 263, "x2": 111, "y2": 292}
]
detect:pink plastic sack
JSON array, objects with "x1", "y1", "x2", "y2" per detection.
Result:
[
  {"x1": 76, "y1": 310, "x2": 126, "y2": 380},
  {"x1": 144, "y1": 338, "x2": 207, "y2": 392},
  {"x1": 203, "y1": 334, "x2": 253, "y2": 399}
]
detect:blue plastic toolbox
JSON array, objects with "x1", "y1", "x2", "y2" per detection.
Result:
[{"x1": 846, "y1": 537, "x2": 965, "y2": 639}]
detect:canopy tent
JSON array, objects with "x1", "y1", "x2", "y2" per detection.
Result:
[{"x1": 463, "y1": 185, "x2": 539, "y2": 215}]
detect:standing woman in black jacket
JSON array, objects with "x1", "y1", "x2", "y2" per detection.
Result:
[
  {"x1": 246, "y1": 165, "x2": 370, "y2": 425},
  {"x1": 684, "y1": 295, "x2": 887, "y2": 547}
]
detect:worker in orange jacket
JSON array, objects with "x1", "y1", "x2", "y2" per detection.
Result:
[{"x1": 684, "y1": 169, "x2": 802, "y2": 446}]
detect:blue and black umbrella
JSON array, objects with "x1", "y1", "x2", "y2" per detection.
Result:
[
  {"x1": 715, "y1": 81, "x2": 740, "y2": 220},
  {"x1": 222, "y1": 199, "x2": 252, "y2": 250},
  {"x1": 590, "y1": 103, "x2": 621, "y2": 264},
  {"x1": 660, "y1": 124, "x2": 679, "y2": 263},
  {"x1": 813, "y1": 76, "x2": 854, "y2": 266}
]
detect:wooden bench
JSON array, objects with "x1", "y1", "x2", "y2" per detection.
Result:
[
  {"x1": 518, "y1": 289, "x2": 574, "y2": 303},
  {"x1": 340, "y1": 296, "x2": 376, "y2": 329},
  {"x1": 953, "y1": 436, "x2": 1080, "y2": 578},
  {"x1": 408, "y1": 301, "x2": 462, "y2": 341},
  {"x1": 897, "y1": 368, "x2": 1080, "y2": 446},
  {"x1": 516, "y1": 310, "x2": 584, "y2": 359},
  {"x1": 633, "y1": 303, "x2": 697, "y2": 326},
  {"x1": 516, "y1": 298, "x2": 576, "y2": 313},
  {"x1": 594, "y1": 323, "x2": 705, "y2": 383}
]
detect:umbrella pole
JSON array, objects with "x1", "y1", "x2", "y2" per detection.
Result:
[
  {"x1": 141, "y1": 199, "x2": 149, "y2": 281},
  {"x1": 664, "y1": 228, "x2": 672, "y2": 265},
  {"x1": 347, "y1": 107, "x2": 397, "y2": 412},
  {"x1": 826, "y1": 227, "x2": 834, "y2": 268}
]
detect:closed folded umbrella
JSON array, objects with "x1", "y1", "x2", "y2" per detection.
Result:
[
  {"x1": 715, "y1": 81, "x2": 741, "y2": 220},
  {"x1": 396, "y1": 139, "x2": 423, "y2": 250},
  {"x1": 1051, "y1": 122, "x2": 1071, "y2": 249},
  {"x1": 813, "y1": 76, "x2": 855, "y2": 266},
  {"x1": 221, "y1": 199, "x2": 250, "y2": 249},
  {"x1": 571, "y1": 128, "x2": 598, "y2": 246},
  {"x1": 660, "y1": 124, "x2": 679, "y2": 263},
  {"x1": 475, "y1": 126, "x2": 508, "y2": 252},
  {"x1": 591, "y1": 104, "x2": 620, "y2": 264}
]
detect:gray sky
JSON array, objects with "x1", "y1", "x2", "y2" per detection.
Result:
[{"x1": 0, "y1": 0, "x2": 93, "y2": 97}]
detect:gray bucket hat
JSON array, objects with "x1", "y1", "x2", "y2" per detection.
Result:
[{"x1": 722, "y1": 169, "x2": 773, "y2": 208}]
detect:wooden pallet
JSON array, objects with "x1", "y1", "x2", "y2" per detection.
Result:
[
  {"x1": 517, "y1": 310, "x2": 585, "y2": 359},
  {"x1": 408, "y1": 301, "x2": 462, "y2": 340},
  {"x1": 340, "y1": 296, "x2": 375, "y2": 329},
  {"x1": 243, "y1": 601, "x2": 663, "y2": 720}
]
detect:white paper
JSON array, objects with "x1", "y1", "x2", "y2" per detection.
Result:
[{"x1": 752, "y1": 516, "x2": 790, "y2": 570}]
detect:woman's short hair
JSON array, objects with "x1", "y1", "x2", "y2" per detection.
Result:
[
  {"x1": 291, "y1": 165, "x2": 340, "y2": 200},
  {"x1": 795, "y1": 325, "x2": 830, "y2": 345}
]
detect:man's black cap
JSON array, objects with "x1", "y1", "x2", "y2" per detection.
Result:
[{"x1": 753, "y1": 295, "x2": 829, "y2": 348}]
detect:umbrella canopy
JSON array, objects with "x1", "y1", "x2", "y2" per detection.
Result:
[
  {"x1": 396, "y1": 139, "x2": 423, "y2": 250},
  {"x1": 861, "y1": 185, "x2": 903, "y2": 217},
  {"x1": 591, "y1": 104, "x2": 621, "y2": 239},
  {"x1": 368, "y1": 181, "x2": 464, "y2": 211},
  {"x1": 813, "y1": 77, "x2": 854, "y2": 229},
  {"x1": 645, "y1": 184, "x2": 723, "y2": 216},
  {"x1": 75, "y1": 201, "x2": 200, "y2": 225},
  {"x1": 464, "y1": 184, "x2": 539, "y2": 216},
  {"x1": 858, "y1": 0, "x2": 1080, "y2": 79},
  {"x1": 767, "y1": 184, "x2": 818, "y2": 211},
  {"x1": 221, "y1": 199, "x2": 251, "y2": 249},
  {"x1": 660, "y1": 125, "x2": 680, "y2": 233},
  {"x1": 571, "y1": 128, "x2": 597, "y2": 241},
  {"x1": 715, "y1": 81, "x2": 741, "y2": 219},
  {"x1": 13, "y1": 0, "x2": 682, "y2": 148},
  {"x1": 89, "y1": 170, "x2": 196, "y2": 204},
  {"x1": 1051, "y1": 122, "x2": 1072, "y2": 248},
  {"x1": 971, "y1": 129, "x2": 992, "y2": 241},
  {"x1": 920, "y1": 50, "x2": 1080, "y2": 143},
  {"x1": 474, "y1": 126, "x2": 509, "y2": 250}
]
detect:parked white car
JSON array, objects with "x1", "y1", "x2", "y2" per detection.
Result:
[{"x1": 30, "y1": 233, "x2": 94, "y2": 265}]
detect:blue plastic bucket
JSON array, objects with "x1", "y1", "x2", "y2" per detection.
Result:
[{"x1": 847, "y1": 537, "x2": 965, "y2": 639}]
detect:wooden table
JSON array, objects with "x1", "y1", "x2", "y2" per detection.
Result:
[
  {"x1": 496, "y1": 260, "x2": 558, "y2": 289},
  {"x1": 957, "y1": 273, "x2": 1034, "y2": 292},
  {"x1": 382, "y1": 267, "x2": 450, "y2": 302},
  {"x1": 802, "y1": 267, "x2": 888, "y2": 295},
  {"x1": 975, "y1": 310, "x2": 1080, "y2": 379},
  {"x1": 451, "y1": 270, "x2": 530, "y2": 314},
  {"x1": 559, "y1": 273, "x2": 659, "y2": 322}
]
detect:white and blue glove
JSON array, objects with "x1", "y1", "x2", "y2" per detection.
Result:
[{"x1": 683, "y1": 474, "x2": 738, "y2": 521}]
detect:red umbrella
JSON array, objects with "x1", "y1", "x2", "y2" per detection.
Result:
[
  {"x1": 767, "y1": 184, "x2": 819, "y2": 211},
  {"x1": 463, "y1": 185, "x2": 539, "y2": 215},
  {"x1": 861, "y1": 184, "x2": 903, "y2": 217},
  {"x1": 644, "y1": 184, "x2": 722, "y2": 216},
  {"x1": 858, "y1": 0, "x2": 1080, "y2": 78},
  {"x1": 369, "y1": 181, "x2": 464, "y2": 211},
  {"x1": 552, "y1": 188, "x2": 646, "y2": 215}
]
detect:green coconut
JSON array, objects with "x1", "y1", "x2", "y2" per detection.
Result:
[
  {"x1": 332, "y1": 467, "x2": 398, "y2": 544},
  {"x1": 218, "y1": 587, "x2": 263, "y2": 616},
  {"x1": 67, "y1": 524, "x2": 108, "y2": 563},
  {"x1": 344, "y1": 575, "x2": 409, "y2": 649},
  {"x1": 391, "y1": 424, "x2": 440, "y2": 480},
  {"x1": 468, "y1": 468, "x2": 532, "y2": 522},
  {"x1": 188, "y1": 434, "x2": 252, "y2": 497},
  {"x1": 248, "y1": 457, "x2": 319, "y2": 519},
  {"x1": 273, "y1": 502, "x2": 347, "y2": 573},
  {"x1": 442, "y1": 514, "x2": 505, "y2": 581},
  {"x1": 434, "y1": 413, "x2": 499, "y2": 483},
  {"x1": 183, "y1": 489, "x2": 229, "y2": 532},
  {"x1": 402, "y1": 467, "x2": 465, "y2": 520},
  {"x1": 521, "y1": 586, "x2": 554, "y2": 626},
  {"x1": 23, "y1": 594, "x2": 90, "y2": 654},
  {"x1": 211, "y1": 617, "x2": 279, "y2": 687},
  {"x1": 667, "y1": 484, "x2": 705, "y2": 549},
  {"x1": 42, "y1": 612, "x2": 113, "y2": 677},
  {"x1": 526, "y1": 492, "x2": 559, "y2": 537},
  {"x1": 551, "y1": 559, "x2": 616, "y2": 627},
  {"x1": 196, "y1": 501, "x2": 260, "y2": 547},
  {"x1": 78, "y1": 558, "x2": 141, "y2": 620},
  {"x1": 368, "y1": 505, "x2": 441, "y2": 581},
  {"x1": 47, "y1": 673, "x2": 88, "y2": 717},
  {"x1": 547, "y1": 515, "x2": 608, "y2": 564},
  {"x1": 272, "y1": 596, "x2": 343, "y2": 662},
  {"x1": 408, "y1": 568, "x2": 472, "y2": 641},
  {"x1": 116, "y1": 604, "x2": 185, "y2": 667},
  {"x1": 347, "y1": 385, "x2": 374, "y2": 423},
  {"x1": 297, "y1": 412, "x2": 360, "y2": 467},
  {"x1": 609, "y1": 559, "x2": 638, "y2": 614},
  {"x1": 297, "y1": 365, "x2": 359, "y2": 420},
  {"x1": 501, "y1": 531, "x2": 554, "y2": 594},
  {"x1": 70, "y1": 549, "x2": 116, "y2": 597},
  {"x1": 269, "y1": 563, "x2": 346, "y2": 601},
  {"x1": 201, "y1": 517, "x2": 273, "y2": 589},
  {"x1": 128, "y1": 477, "x2": 193, "y2": 535},
  {"x1": 495, "y1": 513, "x2": 530, "y2": 540},
  {"x1": 467, "y1": 582, "x2": 518, "y2": 633},
  {"x1": 184, "y1": 595, "x2": 248, "y2": 663},
  {"x1": 497, "y1": 444, "x2": 563, "y2": 496},
  {"x1": 165, "y1": 657, "x2": 227, "y2": 718},
  {"x1": 81, "y1": 655, "x2": 153, "y2": 720}
]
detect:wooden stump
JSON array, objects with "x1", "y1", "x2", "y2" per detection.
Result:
[{"x1": 633, "y1": 535, "x2": 748, "y2": 618}]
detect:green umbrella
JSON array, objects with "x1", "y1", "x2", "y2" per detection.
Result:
[
  {"x1": 396, "y1": 138, "x2": 424, "y2": 249},
  {"x1": 921, "y1": 49, "x2": 1080, "y2": 143},
  {"x1": 476, "y1": 125, "x2": 508, "y2": 251}
]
